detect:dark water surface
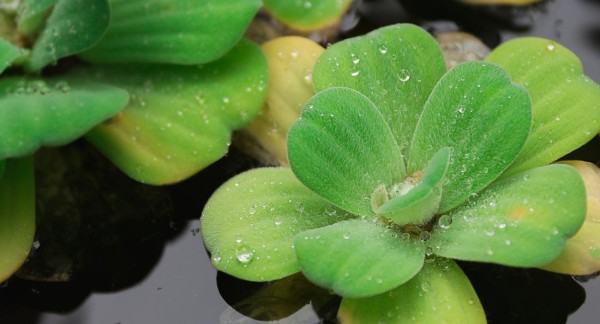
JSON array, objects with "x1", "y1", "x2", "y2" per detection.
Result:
[{"x1": 1, "y1": 0, "x2": 599, "y2": 323}]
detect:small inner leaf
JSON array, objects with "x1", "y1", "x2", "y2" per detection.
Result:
[
  {"x1": 338, "y1": 258, "x2": 486, "y2": 324},
  {"x1": 0, "y1": 157, "x2": 36, "y2": 283},
  {"x1": 80, "y1": 0, "x2": 260, "y2": 65},
  {"x1": 378, "y1": 147, "x2": 451, "y2": 225},
  {"x1": 262, "y1": 0, "x2": 352, "y2": 31},
  {"x1": 430, "y1": 164, "x2": 586, "y2": 267},
  {"x1": 288, "y1": 87, "x2": 405, "y2": 218},
  {"x1": 408, "y1": 61, "x2": 531, "y2": 212},
  {"x1": 16, "y1": 0, "x2": 58, "y2": 36},
  {"x1": 201, "y1": 168, "x2": 352, "y2": 282},
  {"x1": 486, "y1": 37, "x2": 600, "y2": 175},
  {"x1": 294, "y1": 219, "x2": 426, "y2": 298},
  {"x1": 25, "y1": 0, "x2": 110, "y2": 72},
  {"x1": 0, "y1": 39, "x2": 25, "y2": 74},
  {"x1": 0, "y1": 78, "x2": 129, "y2": 160}
]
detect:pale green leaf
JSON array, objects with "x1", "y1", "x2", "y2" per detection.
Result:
[
  {"x1": 0, "y1": 38, "x2": 24, "y2": 74},
  {"x1": 338, "y1": 258, "x2": 485, "y2": 324},
  {"x1": 16, "y1": 0, "x2": 58, "y2": 36},
  {"x1": 263, "y1": 0, "x2": 352, "y2": 31},
  {"x1": 78, "y1": 40, "x2": 267, "y2": 185},
  {"x1": 430, "y1": 164, "x2": 586, "y2": 267},
  {"x1": 486, "y1": 37, "x2": 600, "y2": 175},
  {"x1": 0, "y1": 78, "x2": 129, "y2": 159},
  {"x1": 294, "y1": 219, "x2": 425, "y2": 298},
  {"x1": 408, "y1": 62, "x2": 531, "y2": 212},
  {"x1": 288, "y1": 87, "x2": 405, "y2": 217},
  {"x1": 25, "y1": 0, "x2": 110, "y2": 72},
  {"x1": 378, "y1": 147, "x2": 450, "y2": 225},
  {"x1": 312, "y1": 24, "x2": 447, "y2": 155},
  {"x1": 0, "y1": 157, "x2": 36, "y2": 283},
  {"x1": 201, "y1": 168, "x2": 351, "y2": 282},
  {"x1": 80, "y1": 0, "x2": 260, "y2": 64}
]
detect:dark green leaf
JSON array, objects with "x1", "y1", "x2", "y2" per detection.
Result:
[
  {"x1": 312, "y1": 24, "x2": 447, "y2": 155},
  {"x1": 0, "y1": 78, "x2": 129, "y2": 159},
  {"x1": 288, "y1": 87, "x2": 405, "y2": 218},
  {"x1": 17, "y1": 0, "x2": 58, "y2": 36},
  {"x1": 25, "y1": 0, "x2": 110, "y2": 72},
  {"x1": 486, "y1": 38, "x2": 600, "y2": 175},
  {"x1": 338, "y1": 258, "x2": 486, "y2": 324},
  {"x1": 408, "y1": 62, "x2": 531, "y2": 212},
  {"x1": 80, "y1": 0, "x2": 260, "y2": 64},
  {"x1": 294, "y1": 219, "x2": 425, "y2": 298},
  {"x1": 201, "y1": 168, "x2": 352, "y2": 282},
  {"x1": 0, "y1": 157, "x2": 36, "y2": 282},
  {"x1": 430, "y1": 164, "x2": 586, "y2": 267},
  {"x1": 77, "y1": 40, "x2": 267, "y2": 184}
]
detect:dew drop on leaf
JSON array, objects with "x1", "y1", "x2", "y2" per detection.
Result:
[
  {"x1": 398, "y1": 69, "x2": 410, "y2": 82},
  {"x1": 236, "y1": 245, "x2": 254, "y2": 264}
]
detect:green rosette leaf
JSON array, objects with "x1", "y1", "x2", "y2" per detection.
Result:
[
  {"x1": 77, "y1": 40, "x2": 267, "y2": 185},
  {"x1": 430, "y1": 164, "x2": 586, "y2": 267},
  {"x1": 0, "y1": 78, "x2": 129, "y2": 159},
  {"x1": 288, "y1": 87, "x2": 405, "y2": 218},
  {"x1": 25, "y1": 0, "x2": 110, "y2": 72},
  {"x1": 0, "y1": 157, "x2": 36, "y2": 283},
  {"x1": 294, "y1": 219, "x2": 425, "y2": 298},
  {"x1": 408, "y1": 62, "x2": 531, "y2": 212},
  {"x1": 201, "y1": 168, "x2": 351, "y2": 282},
  {"x1": 312, "y1": 24, "x2": 447, "y2": 155},
  {"x1": 0, "y1": 39, "x2": 25, "y2": 74},
  {"x1": 263, "y1": 0, "x2": 352, "y2": 31},
  {"x1": 338, "y1": 258, "x2": 485, "y2": 324},
  {"x1": 486, "y1": 37, "x2": 600, "y2": 175},
  {"x1": 16, "y1": 0, "x2": 58, "y2": 36},
  {"x1": 80, "y1": 0, "x2": 260, "y2": 65}
]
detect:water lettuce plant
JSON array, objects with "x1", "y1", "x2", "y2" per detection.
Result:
[{"x1": 201, "y1": 23, "x2": 600, "y2": 322}]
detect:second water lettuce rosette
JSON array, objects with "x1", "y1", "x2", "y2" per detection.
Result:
[{"x1": 201, "y1": 24, "x2": 600, "y2": 322}]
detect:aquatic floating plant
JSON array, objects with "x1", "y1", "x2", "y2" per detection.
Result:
[{"x1": 201, "y1": 24, "x2": 600, "y2": 322}]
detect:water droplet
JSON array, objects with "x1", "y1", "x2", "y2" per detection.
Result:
[
  {"x1": 350, "y1": 66, "x2": 360, "y2": 77},
  {"x1": 236, "y1": 245, "x2": 254, "y2": 264},
  {"x1": 274, "y1": 218, "x2": 282, "y2": 226},
  {"x1": 379, "y1": 45, "x2": 388, "y2": 54},
  {"x1": 343, "y1": 232, "x2": 351, "y2": 240},
  {"x1": 438, "y1": 215, "x2": 452, "y2": 229},
  {"x1": 222, "y1": 97, "x2": 230, "y2": 104},
  {"x1": 421, "y1": 282, "x2": 430, "y2": 292},
  {"x1": 303, "y1": 1, "x2": 312, "y2": 9},
  {"x1": 457, "y1": 106, "x2": 466, "y2": 114},
  {"x1": 419, "y1": 231, "x2": 431, "y2": 242},
  {"x1": 295, "y1": 202, "x2": 305, "y2": 213},
  {"x1": 398, "y1": 69, "x2": 410, "y2": 82},
  {"x1": 489, "y1": 201, "x2": 496, "y2": 207},
  {"x1": 504, "y1": 240, "x2": 512, "y2": 246},
  {"x1": 546, "y1": 43, "x2": 556, "y2": 51},
  {"x1": 400, "y1": 232, "x2": 411, "y2": 240}
]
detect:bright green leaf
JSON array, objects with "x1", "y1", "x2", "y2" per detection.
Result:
[
  {"x1": 76, "y1": 40, "x2": 267, "y2": 185},
  {"x1": 0, "y1": 38, "x2": 24, "y2": 74},
  {"x1": 16, "y1": 0, "x2": 58, "y2": 36},
  {"x1": 312, "y1": 24, "x2": 447, "y2": 155},
  {"x1": 338, "y1": 258, "x2": 486, "y2": 324},
  {"x1": 294, "y1": 219, "x2": 425, "y2": 298},
  {"x1": 486, "y1": 38, "x2": 600, "y2": 176},
  {"x1": 263, "y1": 0, "x2": 352, "y2": 31},
  {"x1": 201, "y1": 168, "x2": 351, "y2": 282},
  {"x1": 0, "y1": 78, "x2": 129, "y2": 160},
  {"x1": 79, "y1": 0, "x2": 260, "y2": 65},
  {"x1": 408, "y1": 62, "x2": 531, "y2": 212},
  {"x1": 430, "y1": 164, "x2": 586, "y2": 267},
  {"x1": 378, "y1": 147, "x2": 451, "y2": 225},
  {"x1": 288, "y1": 87, "x2": 405, "y2": 218},
  {"x1": 25, "y1": 0, "x2": 110, "y2": 72},
  {"x1": 0, "y1": 157, "x2": 36, "y2": 283}
]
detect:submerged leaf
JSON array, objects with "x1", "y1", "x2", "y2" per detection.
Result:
[
  {"x1": 79, "y1": 40, "x2": 267, "y2": 185},
  {"x1": 0, "y1": 78, "x2": 129, "y2": 159},
  {"x1": 263, "y1": 0, "x2": 352, "y2": 31},
  {"x1": 80, "y1": 0, "x2": 260, "y2": 64},
  {"x1": 338, "y1": 258, "x2": 485, "y2": 324},
  {"x1": 542, "y1": 161, "x2": 600, "y2": 275},
  {"x1": 288, "y1": 87, "x2": 405, "y2": 218},
  {"x1": 294, "y1": 219, "x2": 425, "y2": 298},
  {"x1": 201, "y1": 168, "x2": 350, "y2": 282},
  {"x1": 409, "y1": 62, "x2": 531, "y2": 212},
  {"x1": 0, "y1": 157, "x2": 36, "y2": 283},
  {"x1": 486, "y1": 37, "x2": 600, "y2": 175},
  {"x1": 313, "y1": 24, "x2": 446, "y2": 155},
  {"x1": 240, "y1": 36, "x2": 324, "y2": 166},
  {"x1": 430, "y1": 164, "x2": 586, "y2": 267},
  {"x1": 25, "y1": 0, "x2": 110, "y2": 72}
]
